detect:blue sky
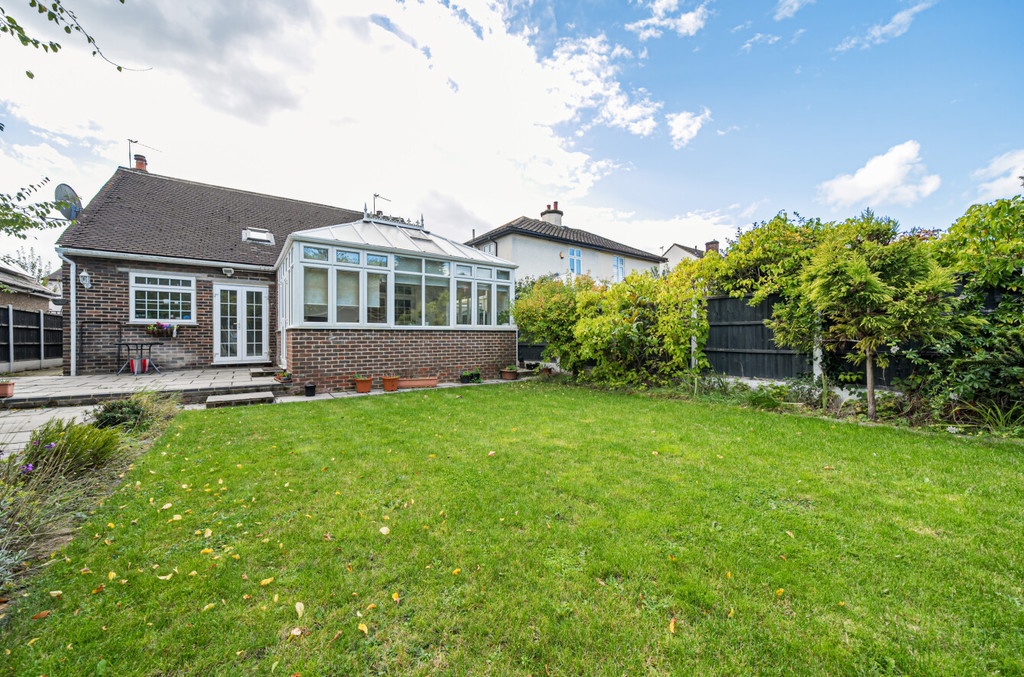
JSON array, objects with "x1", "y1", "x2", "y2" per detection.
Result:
[{"x1": 1, "y1": 0, "x2": 1022, "y2": 267}]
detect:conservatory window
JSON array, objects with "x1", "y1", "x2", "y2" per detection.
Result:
[
  {"x1": 336, "y1": 270, "x2": 360, "y2": 323},
  {"x1": 425, "y1": 259, "x2": 450, "y2": 275},
  {"x1": 456, "y1": 281, "x2": 472, "y2": 325},
  {"x1": 496, "y1": 269, "x2": 511, "y2": 281},
  {"x1": 496, "y1": 285, "x2": 511, "y2": 326},
  {"x1": 477, "y1": 283, "x2": 492, "y2": 325},
  {"x1": 477, "y1": 267, "x2": 492, "y2": 279},
  {"x1": 303, "y1": 267, "x2": 329, "y2": 322},
  {"x1": 425, "y1": 277, "x2": 450, "y2": 326},
  {"x1": 367, "y1": 254, "x2": 388, "y2": 267},
  {"x1": 303, "y1": 246, "x2": 329, "y2": 261},
  {"x1": 366, "y1": 272, "x2": 388, "y2": 324},
  {"x1": 456, "y1": 264, "x2": 472, "y2": 277},
  {"x1": 395, "y1": 256, "x2": 422, "y2": 273},
  {"x1": 336, "y1": 250, "x2": 360, "y2": 265},
  {"x1": 394, "y1": 274, "x2": 422, "y2": 326}
]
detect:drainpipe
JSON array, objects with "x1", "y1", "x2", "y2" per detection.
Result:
[{"x1": 56, "y1": 249, "x2": 76, "y2": 376}]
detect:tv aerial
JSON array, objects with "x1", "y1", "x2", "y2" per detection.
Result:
[{"x1": 54, "y1": 183, "x2": 82, "y2": 221}]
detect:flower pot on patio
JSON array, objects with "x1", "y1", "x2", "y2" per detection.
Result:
[
  {"x1": 304, "y1": 382, "x2": 316, "y2": 397},
  {"x1": 0, "y1": 381, "x2": 14, "y2": 398},
  {"x1": 354, "y1": 377, "x2": 372, "y2": 393},
  {"x1": 500, "y1": 368, "x2": 519, "y2": 380},
  {"x1": 397, "y1": 377, "x2": 438, "y2": 389},
  {"x1": 382, "y1": 376, "x2": 399, "y2": 392}
]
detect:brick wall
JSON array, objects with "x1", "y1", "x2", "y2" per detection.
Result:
[
  {"x1": 62, "y1": 256, "x2": 277, "y2": 374},
  {"x1": 285, "y1": 328, "x2": 518, "y2": 391},
  {"x1": 0, "y1": 291, "x2": 52, "y2": 313}
]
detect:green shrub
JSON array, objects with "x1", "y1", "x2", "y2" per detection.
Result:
[
  {"x1": 22, "y1": 418, "x2": 124, "y2": 478},
  {"x1": 93, "y1": 399, "x2": 149, "y2": 431}
]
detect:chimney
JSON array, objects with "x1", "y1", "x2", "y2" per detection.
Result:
[
  {"x1": 705, "y1": 239, "x2": 719, "y2": 254},
  {"x1": 540, "y1": 200, "x2": 564, "y2": 227},
  {"x1": 134, "y1": 154, "x2": 148, "y2": 171}
]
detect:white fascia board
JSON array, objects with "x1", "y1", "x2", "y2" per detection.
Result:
[
  {"x1": 278, "y1": 232, "x2": 519, "y2": 269},
  {"x1": 57, "y1": 248, "x2": 275, "y2": 272}
]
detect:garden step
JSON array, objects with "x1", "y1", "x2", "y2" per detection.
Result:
[
  {"x1": 205, "y1": 391, "x2": 276, "y2": 409},
  {"x1": 249, "y1": 366, "x2": 279, "y2": 377}
]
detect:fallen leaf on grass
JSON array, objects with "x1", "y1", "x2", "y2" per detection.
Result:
[
  {"x1": 108, "y1": 571, "x2": 117, "y2": 581},
  {"x1": 31, "y1": 610, "x2": 50, "y2": 620},
  {"x1": 329, "y1": 630, "x2": 343, "y2": 643},
  {"x1": 49, "y1": 591, "x2": 62, "y2": 598},
  {"x1": 160, "y1": 503, "x2": 172, "y2": 511},
  {"x1": 785, "y1": 531, "x2": 795, "y2": 539},
  {"x1": 200, "y1": 548, "x2": 213, "y2": 555},
  {"x1": 296, "y1": 602, "x2": 304, "y2": 619},
  {"x1": 26, "y1": 638, "x2": 39, "y2": 646},
  {"x1": 202, "y1": 603, "x2": 216, "y2": 612},
  {"x1": 358, "y1": 623, "x2": 368, "y2": 634},
  {"x1": 776, "y1": 588, "x2": 785, "y2": 596},
  {"x1": 669, "y1": 617, "x2": 676, "y2": 634},
  {"x1": 392, "y1": 592, "x2": 400, "y2": 603},
  {"x1": 157, "y1": 573, "x2": 173, "y2": 581},
  {"x1": 452, "y1": 569, "x2": 461, "y2": 575},
  {"x1": 92, "y1": 585, "x2": 104, "y2": 594},
  {"x1": 260, "y1": 577, "x2": 274, "y2": 586},
  {"x1": 379, "y1": 527, "x2": 390, "y2": 535}
]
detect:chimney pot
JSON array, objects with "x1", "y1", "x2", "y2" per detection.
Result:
[
  {"x1": 553, "y1": 200, "x2": 558, "y2": 210},
  {"x1": 134, "y1": 154, "x2": 148, "y2": 171},
  {"x1": 705, "y1": 239, "x2": 720, "y2": 254},
  {"x1": 540, "y1": 200, "x2": 564, "y2": 227}
]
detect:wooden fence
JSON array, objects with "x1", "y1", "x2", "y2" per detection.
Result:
[
  {"x1": 0, "y1": 307, "x2": 63, "y2": 373},
  {"x1": 704, "y1": 294, "x2": 812, "y2": 380}
]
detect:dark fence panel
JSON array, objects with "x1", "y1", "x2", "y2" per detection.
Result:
[
  {"x1": 705, "y1": 294, "x2": 812, "y2": 379},
  {"x1": 0, "y1": 308, "x2": 63, "y2": 370},
  {"x1": 518, "y1": 343, "x2": 547, "y2": 363}
]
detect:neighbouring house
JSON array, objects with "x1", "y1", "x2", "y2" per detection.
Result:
[
  {"x1": 661, "y1": 240, "x2": 719, "y2": 272},
  {"x1": 55, "y1": 156, "x2": 517, "y2": 389},
  {"x1": 466, "y1": 202, "x2": 665, "y2": 282},
  {"x1": 0, "y1": 260, "x2": 61, "y2": 313},
  {"x1": 44, "y1": 267, "x2": 63, "y2": 314}
]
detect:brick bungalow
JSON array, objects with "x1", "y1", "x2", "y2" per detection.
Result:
[{"x1": 56, "y1": 157, "x2": 517, "y2": 389}]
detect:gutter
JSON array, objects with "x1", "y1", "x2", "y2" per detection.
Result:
[
  {"x1": 57, "y1": 248, "x2": 276, "y2": 272},
  {"x1": 55, "y1": 248, "x2": 76, "y2": 376}
]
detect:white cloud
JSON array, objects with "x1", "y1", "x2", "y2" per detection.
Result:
[
  {"x1": 972, "y1": 149, "x2": 1024, "y2": 201},
  {"x1": 570, "y1": 204, "x2": 739, "y2": 255},
  {"x1": 818, "y1": 141, "x2": 941, "y2": 208},
  {"x1": 741, "y1": 33, "x2": 781, "y2": 52},
  {"x1": 0, "y1": 0, "x2": 673, "y2": 263},
  {"x1": 666, "y1": 107, "x2": 711, "y2": 149},
  {"x1": 774, "y1": 0, "x2": 815, "y2": 21},
  {"x1": 835, "y1": 1, "x2": 935, "y2": 52},
  {"x1": 626, "y1": 2, "x2": 708, "y2": 41}
]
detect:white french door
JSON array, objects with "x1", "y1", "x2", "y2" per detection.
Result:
[{"x1": 213, "y1": 283, "x2": 269, "y2": 364}]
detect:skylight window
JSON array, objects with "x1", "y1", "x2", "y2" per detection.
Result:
[{"x1": 243, "y1": 227, "x2": 275, "y2": 244}]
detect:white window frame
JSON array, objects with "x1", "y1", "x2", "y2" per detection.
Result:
[
  {"x1": 613, "y1": 256, "x2": 625, "y2": 283},
  {"x1": 568, "y1": 248, "x2": 582, "y2": 276},
  {"x1": 128, "y1": 271, "x2": 197, "y2": 325},
  {"x1": 212, "y1": 282, "x2": 270, "y2": 365}
]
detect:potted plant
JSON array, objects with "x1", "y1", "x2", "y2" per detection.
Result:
[
  {"x1": 353, "y1": 375, "x2": 372, "y2": 393},
  {"x1": 382, "y1": 374, "x2": 399, "y2": 392},
  {"x1": 397, "y1": 375, "x2": 438, "y2": 389},
  {"x1": 460, "y1": 368, "x2": 482, "y2": 384},
  {"x1": 274, "y1": 371, "x2": 293, "y2": 384},
  {"x1": 0, "y1": 378, "x2": 14, "y2": 398},
  {"x1": 145, "y1": 322, "x2": 177, "y2": 338},
  {"x1": 501, "y1": 365, "x2": 519, "y2": 380}
]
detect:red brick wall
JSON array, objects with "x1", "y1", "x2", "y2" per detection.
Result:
[
  {"x1": 285, "y1": 328, "x2": 518, "y2": 391},
  {"x1": 62, "y1": 256, "x2": 277, "y2": 374}
]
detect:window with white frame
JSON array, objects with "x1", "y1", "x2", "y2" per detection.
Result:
[
  {"x1": 568, "y1": 247, "x2": 582, "y2": 275},
  {"x1": 613, "y1": 256, "x2": 625, "y2": 282},
  {"x1": 293, "y1": 242, "x2": 513, "y2": 329},
  {"x1": 130, "y1": 273, "x2": 196, "y2": 322}
]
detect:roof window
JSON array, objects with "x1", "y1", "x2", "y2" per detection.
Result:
[{"x1": 243, "y1": 227, "x2": 275, "y2": 245}]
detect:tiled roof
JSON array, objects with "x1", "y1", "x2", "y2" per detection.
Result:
[
  {"x1": 466, "y1": 216, "x2": 665, "y2": 263},
  {"x1": 666, "y1": 243, "x2": 705, "y2": 259},
  {"x1": 57, "y1": 168, "x2": 363, "y2": 266},
  {"x1": 0, "y1": 263, "x2": 59, "y2": 298}
]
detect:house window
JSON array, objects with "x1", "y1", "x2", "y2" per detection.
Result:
[
  {"x1": 130, "y1": 273, "x2": 195, "y2": 322},
  {"x1": 613, "y1": 256, "x2": 625, "y2": 282},
  {"x1": 481, "y1": 242, "x2": 495, "y2": 255},
  {"x1": 569, "y1": 248, "x2": 582, "y2": 275}
]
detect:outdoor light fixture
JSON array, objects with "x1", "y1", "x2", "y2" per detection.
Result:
[
  {"x1": 222, "y1": 267, "x2": 235, "y2": 277},
  {"x1": 78, "y1": 270, "x2": 92, "y2": 289}
]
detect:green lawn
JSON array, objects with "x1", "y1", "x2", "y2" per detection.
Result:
[{"x1": 3, "y1": 383, "x2": 1023, "y2": 675}]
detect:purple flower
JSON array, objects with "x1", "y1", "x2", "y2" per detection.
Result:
[
  {"x1": 19, "y1": 464, "x2": 34, "y2": 474},
  {"x1": 32, "y1": 440, "x2": 39, "y2": 445},
  {"x1": 44, "y1": 442, "x2": 56, "y2": 449}
]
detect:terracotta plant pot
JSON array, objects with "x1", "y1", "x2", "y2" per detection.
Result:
[
  {"x1": 541, "y1": 367, "x2": 553, "y2": 375},
  {"x1": 397, "y1": 377, "x2": 438, "y2": 389},
  {"x1": 382, "y1": 376, "x2": 399, "y2": 392},
  {"x1": 501, "y1": 369, "x2": 519, "y2": 380},
  {"x1": 354, "y1": 378, "x2": 372, "y2": 393},
  {"x1": 0, "y1": 382, "x2": 14, "y2": 398}
]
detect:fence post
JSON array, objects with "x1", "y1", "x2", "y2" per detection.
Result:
[
  {"x1": 39, "y1": 310, "x2": 45, "y2": 369},
  {"x1": 7, "y1": 305, "x2": 13, "y2": 373}
]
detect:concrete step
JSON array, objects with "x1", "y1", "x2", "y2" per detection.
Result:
[
  {"x1": 205, "y1": 391, "x2": 276, "y2": 409},
  {"x1": 249, "y1": 366, "x2": 279, "y2": 377}
]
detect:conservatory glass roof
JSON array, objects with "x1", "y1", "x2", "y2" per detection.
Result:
[{"x1": 290, "y1": 214, "x2": 515, "y2": 267}]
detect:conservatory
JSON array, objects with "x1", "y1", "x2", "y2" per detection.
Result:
[{"x1": 275, "y1": 212, "x2": 518, "y2": 389}]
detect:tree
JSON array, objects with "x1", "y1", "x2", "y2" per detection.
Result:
[
  {"x1": 779, "y1": 211, "x2": 956, "y2": 419},
  {"x1": 1, "y1": 0, "x2": 127, "y2": 237},
  {"x1": 511, "y1": 275, "x2": 600, "y2": 374},
  {"x1": 3, "y1": 245, "x2": 50, "y2": 281}
]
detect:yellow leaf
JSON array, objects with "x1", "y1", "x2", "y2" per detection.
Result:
[
  {"x1": 729, "y1": 607, "x2": 735, "y2": 618},
  {"x1": 452, "y1": 568, "x2": 461, "y2": 575},
  {"x1": 669, "y1": 617, "x2": 676, "y2": 634},
  {"x1": 157, "y1": 573, "x2": 173, "y2": 580},
  {"x1": 392, "y1": 592, "x2": 400, "y2": 603},
  {"x1": 108, "y1": 571, "x2": 116, "y2": 581},
  {"x1": 295, "y1": 602, "x2": 304, "y2": 619},
  {"x1": 160, "y1": 503, "x2": 172, "y2": 511},
  {"x1": 785, "y1": 530, "x2": 795, "y2": 539},
  {"x1": 204, "y1": 529, "x2": 212, "y2": 538},
  {"x1": 106, "y1": 523, "x2": 115, "y2": 529},
  {"x1": 188, "y1": 571, "x2": 197, "y2": 576},
  {"x1": 776, "y1": 588, "x2": 784, "y2": 596},
  {"x1": 27, "y1": 638, "x2": 39, "y2": 647},
  {"x1": 202, "y1": 603, "x2": 216, "y2": 612},
  {"x1": 358, "y1": 622, "x2": 368, "y2": 634},
  {"x1": 260, "y1": 577, "x2": 274, "y2": 586},
  {"x1": 49, "y1": 591, "x2": 62, "y2": 597},
  {"x1": 379, "y1": 527, "x2": 390, "y2": 535},
  {"x1": 366, "y1": 603, "x2": 376, "y2": 610},
  {"x1": 200, "y1": 548, "x2": 213, "y2": 555},
  {"x1": 726, "y1": 572, "x2": 732, "y2": 579}
]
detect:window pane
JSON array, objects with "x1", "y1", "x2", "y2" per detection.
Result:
[
  {"x1": 456, "y1": 281, "x2": 472, "y2": 325},
  {"x1": 394, "y1": 273, "x2": 422, "y2": 326},
  {"x1": 246, "y1": 290, "x2": 263, "y2": 357},
  {"x1": 395, "y1": 256, "x2": 422, "y2": 273},
  {"x1": 425, "y1": 277, "x2": 450, "y2": 326},
  {"x1": 134, "y1": 289, "x2": 193, "y2": 321},
  {"x1": 303, "y1": 246, "x2": 328, "y2": 261},
  {"x1": 336, "y1": 269, "x2": 360, "y2": 323},
  {"x1": 496, "y1": 286, "x2": 511, "y2": 325},
  {"x1": 477, "y1": 283, "x2": 492, "y2": 325},
  {"x1": 303, "y1": 267, "x2": 328, "y2": 322},
  {"x1": 456, "y1": 264, "x2": 472, "y2": 277},
  {"x1": 496, "y1": 269, "x2": 510, "y2": 281},
  {"x1": 219, "y1": 289, "x2": 237, "y2": 357},
  {"x1": 336, "y1": 250, "x2": 360, "y2": 265},
  {"x1": 425, "y1": 260, "x2": 449, "y2": 276},
  {"x1": 477, "y1": 267, "x2": 492, "y2": 279},
  {"x1": 366, "y1": 272, "x2": 388, "y2": 324},
  {"x1": 367, "y1": 254, "x2": 388, "y2": 267}
]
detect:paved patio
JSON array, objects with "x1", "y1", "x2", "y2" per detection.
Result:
[{"x1": 1, "y1": 368, "x2": 281, "y2": 409}]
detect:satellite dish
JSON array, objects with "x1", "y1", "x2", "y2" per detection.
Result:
[{"x1": 54, "y1": 183, "x2": 82, "y2": 220}]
